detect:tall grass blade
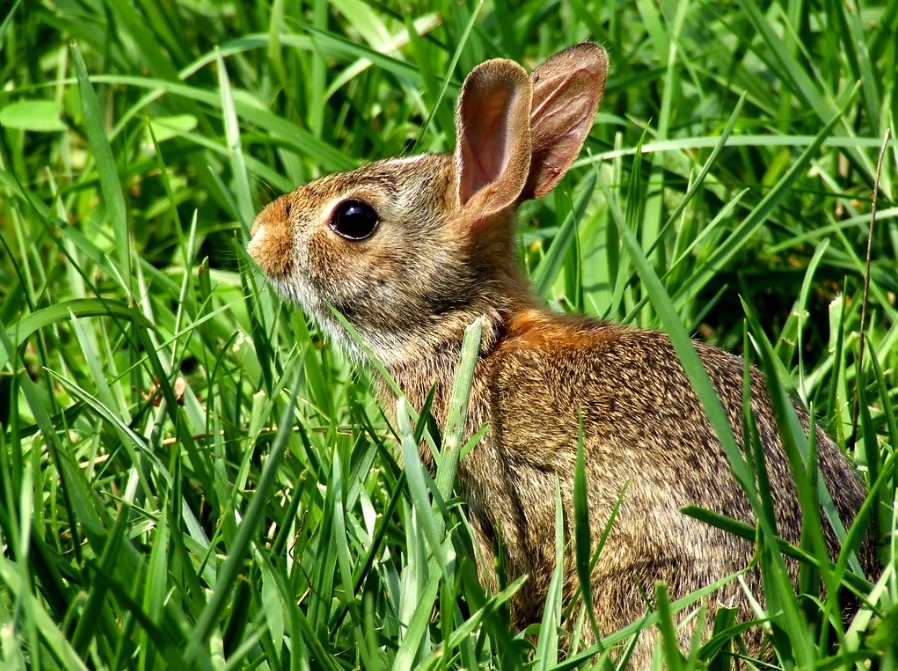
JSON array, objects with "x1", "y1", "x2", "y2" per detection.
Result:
[{"x1": 72, "y1": 45, "x2": 131, "y2": 293}]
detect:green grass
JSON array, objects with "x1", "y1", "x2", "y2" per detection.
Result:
[{"x1": 1, "y1": 0, "x2": 897, "y2": 668}]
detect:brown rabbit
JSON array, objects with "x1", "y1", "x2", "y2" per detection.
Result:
[{"x1": 248, "y1": 44, "x2": 871, "y2": 666}]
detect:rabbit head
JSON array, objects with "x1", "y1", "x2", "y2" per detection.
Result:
[{"x1": 248, "y1": 44, "x2": 608, "y2": 367}]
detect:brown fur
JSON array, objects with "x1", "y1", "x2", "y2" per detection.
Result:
[{"x1": 248, "y1": 44, "x2": 872, "y2": 667}]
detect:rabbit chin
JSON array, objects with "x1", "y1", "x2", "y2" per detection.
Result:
[{"x1": 266, "y1": 274, "x2": 426, "y2": 369}]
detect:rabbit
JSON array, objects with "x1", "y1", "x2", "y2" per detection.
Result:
[{"x1": 247, "y1": 43, "x2": 873, "y2": 666}]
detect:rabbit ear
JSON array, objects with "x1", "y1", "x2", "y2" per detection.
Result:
[
  {"x1": 523, "y1": 43, "x2": 608, "y2": 200},
  {"x1": 455, "y1": 59, "x2": 533, "y2": 219}
]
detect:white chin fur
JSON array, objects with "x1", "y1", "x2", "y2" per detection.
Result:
[
  {"x1": 266, "y1": 275, "x2": 420, "y2": 369},
  {"x1": 271, "y1": 281, "x2": 413, "y2": 368}
]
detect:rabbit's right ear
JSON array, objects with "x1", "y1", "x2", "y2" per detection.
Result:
[
  {"x1": 523, "y1": 43, "x2": 608, "y2": 199},
  {"x1": 454, "y1": 59, "x2": 533, "y2": 222}
]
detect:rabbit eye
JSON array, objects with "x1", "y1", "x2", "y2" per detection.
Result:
[{"x1": 330, "y1": 199, "x2": 379, "y2": 240}]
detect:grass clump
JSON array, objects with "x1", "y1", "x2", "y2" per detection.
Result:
[{"x1": 1, "y1": 0, "x2": 896, "y2": 669}]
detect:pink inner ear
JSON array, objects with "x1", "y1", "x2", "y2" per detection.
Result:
[
  {"x1": 532, "y1": 69, "x2": 594, "y2": 132},
  {"x1": 455, "y1": 58, "x2": 532, "y2": 216},
  {"x1": 529, "y1": 68, "x2": 596, "y2": 182},
  {"x1": 523, "y1": 43, "x2": 607, "y2": 200},
  {"x1": 459, "y1": 89, "x2": 513, "y2": 203}
]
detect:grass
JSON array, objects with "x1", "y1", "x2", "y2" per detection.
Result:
[{"x1": 1, "y1": 0, "x2": 897, "y2": 668}]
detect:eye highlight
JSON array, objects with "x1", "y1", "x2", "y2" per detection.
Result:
[{"x1": 330, "y1": 199, "x2": 379, "y2": 240}]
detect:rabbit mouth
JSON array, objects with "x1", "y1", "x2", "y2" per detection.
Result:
[
  {"x1": 265, "y1": 272, "x2": 319, "y2": 315},
  {"x1": 262, "y1": 273, "x2": 425, "y2": 367}
]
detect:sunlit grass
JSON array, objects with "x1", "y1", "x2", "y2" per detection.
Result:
[{"x1": 1, "y1": 0, "x2": 896, "y2": 668}]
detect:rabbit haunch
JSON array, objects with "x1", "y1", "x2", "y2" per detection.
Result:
[{"x1": 248, "y1": 44, "x2": 871, "y2": 664}]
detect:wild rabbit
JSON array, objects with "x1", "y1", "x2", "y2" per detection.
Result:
[{"x1": 248, "y1": 43, "x2": 872, "y2": 665}]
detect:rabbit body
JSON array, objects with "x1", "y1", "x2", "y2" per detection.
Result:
[
  {"x1": 380, "y1": 294, "x2": 868, "y2": 659},
  {"x1": 248, "y1": 44, "x2": 871, "y2": 664}
]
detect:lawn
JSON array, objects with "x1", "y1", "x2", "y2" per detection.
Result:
[{"x1": 1, "y1": 0, "x2": 896, "y2": 669}]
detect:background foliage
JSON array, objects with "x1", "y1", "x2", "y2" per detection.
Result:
[{"x1": 1, "y1": 0, "x2": 896, "y2": 668}]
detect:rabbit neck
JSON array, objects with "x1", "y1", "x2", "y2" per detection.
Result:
[
  {"x1": 368, "y1": 285, "x2": 539, "y2": 463},
  {"x1": 372, "y1": 307, "x2": 505, "y2": 415},
  {"x1": 371, "y1": 296, "x2": 561, "y2": 592}
]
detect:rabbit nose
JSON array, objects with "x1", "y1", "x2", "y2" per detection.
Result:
[
  {"x1": 247, "y1": 198, "x2": 296, "y2": 278},
  {"x1": 246, "y1": 224, "x2": 265, "y2": 262},
  {"x1": 250, "y1": 195, "x2": 291, "y2": 237}
]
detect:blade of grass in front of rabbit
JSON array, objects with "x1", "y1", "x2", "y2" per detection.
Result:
[
  {"x1": 654, "y1": 581, "x2": 687, "y2": 671},
  {"x1": 329, "y1": 303, "x2": 440, "y2": 458},
  {"x1": 561, "y1": 567, "x2": 747, "y2": 666},
  {"x1": 743, "y1": 298, "x2": 851, "y2": 660},
  {"x1": 435, "y1": 318, "x2": 482, "y2": 506},
  {"x1": 533, "y1": 478, "x2": 565, "y2": 670},
  {"x1": 393, "y1": 430, "x2": 443, "y2": 671},
  {"x1": 398, "y1": 398, "x2": 448, "y2": 575},
  {"x1": 742, "y1": 296, "x2": 864, "y2": 575}
]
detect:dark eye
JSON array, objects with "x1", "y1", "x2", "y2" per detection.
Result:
[{"x1": 330, "y1": 199, "x2": 379, "y2": 240}]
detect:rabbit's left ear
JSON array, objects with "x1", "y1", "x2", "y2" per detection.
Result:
[
  {"x1": 523, "y1": 43, "x2": 608, "y2": 200},
  {"x1": 454, "y1": 59, "x2": 533, "y2": 220}
]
